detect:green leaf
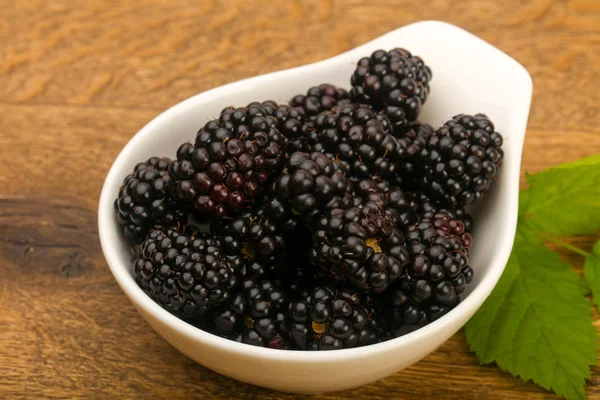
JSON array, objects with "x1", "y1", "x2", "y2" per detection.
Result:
[
  {"x1": 520, "y1": 154, "x2": 600, "y2": 236},
  {"x1": 584, "y1": 241, "x2": 600, "y2": 313},
  {"x1": 465, "y1": 227, "x2": 598, "y2": 400}
]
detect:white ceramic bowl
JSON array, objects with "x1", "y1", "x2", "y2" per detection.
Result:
[{"x1": 99, "y1": 20, "x2": 532, "y2": 393}]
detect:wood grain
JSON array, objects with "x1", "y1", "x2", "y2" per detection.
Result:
[{"x1": 1, "y1": 0, "x2": 599, "y2": 398}]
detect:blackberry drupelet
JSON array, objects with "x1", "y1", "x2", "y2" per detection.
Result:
[
  {"x1": 213, "y1": 207, "x2": 287, "y2": 278},
  {"x1": 381, "y1": 105, "x2": 411, "y2": 136},
  {"x1": 114, "y1": 156, "x2": 187, "y2": 243},
  {"x1": 266, "y1": 152, "x2": 349, "y2": 224},
  {"x1": 213, "y1": 278, "x2": 291, "y2": 349},
  {"x1": 310, "y1": 201, "x2": 410, "y2": 293},
  {"x1": 310, "y1": 103, "x2": 405, "y2": 182},
  {"x1": 289, "y1": 84, "x2": 351, "y2": 120},
  {"x1": 384, "y1": 209, "x2": 473, "y2": 336},
  {"x1": 350, "y1": 48, "x2": 432, "y2": 120},
  {"x1": 133, "y1": 227, "x2": 244, "y2": 322},
  {"x1": 169, "y1": 104, "x2": 286, "y2": 219},
  {"x1": 288, "y1": 285, "x2": 382, "y2": 350},
  {"x1": 419, "y1": 114, "x2": 504, "y2": 207}
]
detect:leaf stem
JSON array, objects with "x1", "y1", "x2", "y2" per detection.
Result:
[{"x1": 538, "y1": 232, "x2": 591, "y2": 257}]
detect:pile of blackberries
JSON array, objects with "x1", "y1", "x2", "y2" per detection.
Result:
[{"x1": 114, "y1": 48, "x2": 503, "y2": 350}]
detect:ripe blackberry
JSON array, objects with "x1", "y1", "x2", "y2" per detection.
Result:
[
  {"x1": 310, "y1": 201, "x2": 410, "y2": 293},
  {"x1": 221, "y1": 100, "x2": 315, "y2": 156},
  {"x1": 350, "y1": 48, "x2": 432, "y2": 120},
  {"x1": 289, "y1": 84, "x2": 351, "y2": 120},
  {"x1": 213, "y1": 207, "x2": 287, "y2": 278},
  {"x1": 114, "y1": 157, "x2": 187, "y2": 243},
  {"x1": 392, "y1": 122, "x2": 435, "y2": 190},
  {"x1": 266, "y1": 152, "x2": 349, "y2": 224},
  {"x1": 419, "y1": 114, "x2": 504, "y2": 207},
  {"x1": 219, "y1": 101, "x2": 279, "y2": 125},
  {"x1": 169, "y1": 105, "x2": 286, "y2": 219},
  {"x1": 382, "y1": 276, "x2": 427, "y2": 336},
  {"x1": 384, "y1": 209, "x2": 473, "y2": 336},
  {"x1": 336, "y1": 108, "x2": 432, "y2": 190},
  {"x1": 270, "y1": 104, "x2": 310, "y2": 154},
  {"x1": 288, "y1": 285, "x2": 382, "y2": 350},
  {"x1": 350, "y1": 178, "x2": 386, "y2": 205},
  {"x1": 310, "y1": 103, "x2": 405, "y2": 181},
  {"x1": 230, "y1": 102, "x2": 305, "y2": 146},
  {"x1": 213, "y1": 278, "x2": 291, "y2": 349},
  {"x1": 406, "y1": 191, "x2": 474, "y2": 233},
  {"x1": 351, "y1": 178, "x2": 474, "y2": 234},
  {"x1": 351, "y1": 178, "x2": 414, "y2": 226},
  {"x1": 133, "y1": 227, "x2": 244, "y2": 322}
]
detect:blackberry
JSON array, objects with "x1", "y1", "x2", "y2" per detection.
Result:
[
  {"x1": 392, "y1": 122, "x2": 435, "y2": 190},
  {"x1": 351, "y1": 178, "x2": 387, "y2": 206},
  {"x1": 419, "y1": 114, "x2": 504, "y2": 207},
  {"x1": 213, "y1": 207, "x2": 287, "y2": 278},
  {"x1": 350, "y1": 48, "x2": 432, "y2": 120},
  {"x1": 310, "y1": 103, "x2": 405, "y2": 181},
  {"x1": 288, "y1": 285, "x2": 382, "y2": 350},
  {"x1": 406, "y1": 192, "x2": 474, "y2": 233},
  {"x1": 114, "y1": 157, "x2": 187, "y2": 243},
  {"x1": 384, "y1": 209, "x2": 473, "y2": 336},
  {"x1": 310, "y1": 201, "x2": 410, "y2": 293},
  {"x1": 266, "y1": 152, "x2": 349, "y2": 224},
  {"x1": 351, "y1": 179, "x2": 473, "y2": 234},
  {"x1": 169, "y1": 104, "x2": 286, "y2": 219},
  {"x1": 213, "y1": 278, "x2": 291, "y2": 349},
  {"x1": 219, "y1": 101, "x2": 279, "y2": 124},
  {"x1": 382, "y1": 276, "x2": 427, "y2": 336},
  {"x1": 221, "y1": 101, "x2": 314, "y2": 156},
  {"x1": 289, "y1": 84, "x2": 351, "y2": 120},
  {"x1": 270, "y1": 104, "x2": 310, "y2": 154},
  {"x1": 351, "y1": 178, "x2": 415, "y2": 227},
  {"x1": 133, "y1": 227, "x2": 244, "y2": 322}
]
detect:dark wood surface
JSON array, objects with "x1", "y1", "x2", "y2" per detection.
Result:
[{"x1": 1, "y1": 1, "x2": 600, "y2": 398}]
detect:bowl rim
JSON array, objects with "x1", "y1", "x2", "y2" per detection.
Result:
[{"x1": 98, "y1": 20, "x2": 532, "y2": 363}]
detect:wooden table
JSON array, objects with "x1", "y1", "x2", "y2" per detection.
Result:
[{"x1": 2, "y1": 1, "x2": 599, "y2": 398}]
